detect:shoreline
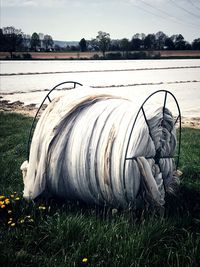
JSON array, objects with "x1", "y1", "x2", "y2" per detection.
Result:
[{"x1": 0, "y1": 99, "x2": 199, "y2": 129}]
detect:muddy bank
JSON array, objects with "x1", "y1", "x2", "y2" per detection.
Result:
[
  {"x1": 0, "y1": 99, "x2": 46, "y2": 117},
  {"x1": 0, "y1": 99, "x2": 199, "y2": 129}
]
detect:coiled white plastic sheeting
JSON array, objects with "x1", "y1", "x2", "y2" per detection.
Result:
[{"x1": 21, "y1": 88, "x2": 178, "y2": 208}]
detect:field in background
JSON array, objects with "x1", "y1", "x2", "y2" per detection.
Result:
[
  {"x1": 0, "y1": 112, "x2": 199, "y2": 267},
  {"x1": 1, "y1": 50, "x2": 200, "y2": 60}
]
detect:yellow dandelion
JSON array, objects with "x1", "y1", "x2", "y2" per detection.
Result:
[
  {"x1": 82, "y1": 258, "x2": 88, "y2": 263},
  {"x1": 38, "y1": 206, "x2": 46, "y2": 210},
  {"x1": 15, "y1": 197, "x2": 20, "y2": 201},
  {"x1": 1, "y1": 204, "x2": 6, "y2": 209},
  {"x1": 0, "y1": 200, "x2": 4, "y2": 206},
  {"x1": 5, "y1": 199, "x2": 10, "y2": 205},
  {"x1": 0, "y1": 196, "x2": 5, "y2": 200},
  {"x1": 10, "y1": 223, "x2": 16, "y2": 227}
]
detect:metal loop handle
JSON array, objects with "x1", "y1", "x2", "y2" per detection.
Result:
[{"x1": 27, "y1": 81, "x2": 83, "y2": 159}]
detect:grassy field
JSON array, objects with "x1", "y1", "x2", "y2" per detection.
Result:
[{"x1": 0, "y1": 112, "x2": 199, "y2": 267}]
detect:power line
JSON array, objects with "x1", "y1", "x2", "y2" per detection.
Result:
[
  {"x1": 137, "y1": 0, "x2": 200, "y2": 29},
  {"x1": 188, "y1": 0, "x2": 200, "y2": 11},
  {"x1": 140, "y1": 0, "x2": 176, "y2": 18},
  {"x1": 132, "y1": 3, "x2": 169, "y2": 21},
  {"x1": 169, "y1": 0, "x2": 200, "y2": 19}
]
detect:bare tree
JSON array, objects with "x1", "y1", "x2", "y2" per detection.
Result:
[
  {"x1": 79, "y1": 38, "x2": 87, "y2": 52},
  {"x1": 31, "y1": 32, "x2": 40, "y2": 51},
  {"x1": 120, "y1": 38, "x2": 130, "y2": 56},
  {"x1": 155, "y1": 31, "x2": 167, "y2": 50},
  {"x1": 2, "y1": 26, "x2": 23, "y2": 57},
  {"x1": 192, "y1": 38, "x2": 200, "y2": 50},
  {"x1": 144, "y1": 34, "x2": 156, "y2": 50},
  {"x1": 43, "y1": 35, "x2": 54, "y2": 51},
  {"x1": 96, "y1": 31, "x2": 111, "y2": 57}
]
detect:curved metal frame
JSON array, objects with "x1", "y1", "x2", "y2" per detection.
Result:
[
  {"x1": 27, "y1": 86, "x2": 181, "y2": 188},
  {"x1": 27, "y1": 81, "x2": 83, "y2": 159},
  {"x1": 122, "y1": 89, "x2": 181, "y2": 196}
]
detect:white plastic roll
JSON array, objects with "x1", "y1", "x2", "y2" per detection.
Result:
[{"x1": 21, "y1": 88, "x2": 179, "y2": 208}]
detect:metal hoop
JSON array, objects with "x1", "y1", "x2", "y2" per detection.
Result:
[
  {"x1": 27, "y1": 81, "x2": 83, "y2": 159},
  {"x1": 122, "y1": 90, "x2": 181, "y2": 198}
]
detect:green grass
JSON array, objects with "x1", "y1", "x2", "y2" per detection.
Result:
[{"x1": 0, "y1": 112, "x2": 199, "y2": 267}]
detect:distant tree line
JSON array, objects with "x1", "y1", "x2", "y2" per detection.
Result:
[
  {"x1": 0, "y1": 27, "x2": 54, "y2": 58},
  {"x1": 86, "y1": 31, "x2": 200, "y2": 56},
  {"x1": 0, "y1": 26, "x2": 200, "y2": 59}
]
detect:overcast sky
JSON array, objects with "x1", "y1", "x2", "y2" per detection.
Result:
[{"x1": 1, "y1": 0, "x2": 200, "y2": 42}]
